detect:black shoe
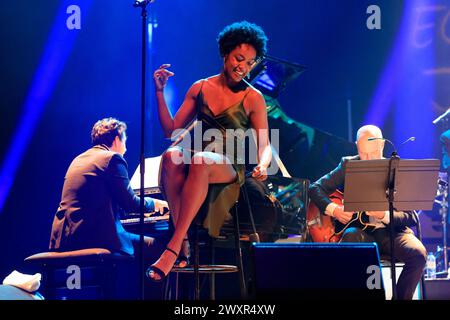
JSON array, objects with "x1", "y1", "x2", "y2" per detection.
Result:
[{"x1": 146, "y1": 247, "x2": 178, "y2": 282}]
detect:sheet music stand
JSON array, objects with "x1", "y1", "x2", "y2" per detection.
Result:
[
  {"x1": 247, "y1": 54, "x2": 306, "y2": 98},
  {"x1": 343, "y1": 158, "x2": 440, "y2": 299},
  {"x1": 129, "y1": 156, "x2": 162, "y2": 195}
]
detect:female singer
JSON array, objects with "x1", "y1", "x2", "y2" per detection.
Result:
[{"x1": 148, "y1": 21, "x2": 272, "y2": 281}]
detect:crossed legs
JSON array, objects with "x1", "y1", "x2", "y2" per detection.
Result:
[
  {"x1": 148, "y1": 149, "x2": 237, "y2": 281},
  {"x1": 160, "y1": 147, "x2": 189, "y2": 266}
]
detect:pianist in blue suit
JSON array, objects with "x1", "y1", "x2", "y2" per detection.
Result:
[{"x1": 49, "y1": 117, "x2": 168, "y2": 257}]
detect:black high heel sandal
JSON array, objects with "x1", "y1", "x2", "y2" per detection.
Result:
[{"x1": 146, "y1": 247, "x2": 178, "y2": 282}]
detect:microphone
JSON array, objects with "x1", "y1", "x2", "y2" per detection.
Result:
[
  {"x1": 133, "y1": 0, "x2": 155, "y2": 7},
  {"x1": 400, "y1": 136, "x2": 415, "y2": 145},
  {"x1": 368, "y1": 136, "x2": 415, "y2": 156},
  {"x1": 367, "y1": 137, "x2": 397, "y2": 155},
  {"x1": 433, "y1": 108, "x2": 450, "y2": 125}
]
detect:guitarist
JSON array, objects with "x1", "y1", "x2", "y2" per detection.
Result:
[{"x1": 308, "y1": 125, "x2": 427, "y2": 300}]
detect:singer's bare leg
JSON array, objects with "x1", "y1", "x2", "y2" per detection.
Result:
[
  {"x1": 149, "y1": 152, "x2": 236, "y2": 281},
  {"x1": 161, "y1": 147, "x2": 190, "y2": 266}
]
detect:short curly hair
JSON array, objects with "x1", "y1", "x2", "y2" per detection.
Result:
[
  {"x1": 217, "y1": 21, "x2": 268, "y2": 59},
  {"x1": 91, "y1": 117, "x2": 127, "y2": 147}
]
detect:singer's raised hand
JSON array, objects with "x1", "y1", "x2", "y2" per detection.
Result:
[{"x1": 154, "y1": 64, "x2": 174, "y2": 91}]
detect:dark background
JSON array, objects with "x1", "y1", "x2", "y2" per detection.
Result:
[{"x1": 0, "y1": 0, "x2": 448, "y2": 280}]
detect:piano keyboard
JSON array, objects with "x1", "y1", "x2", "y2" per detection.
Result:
[{"x1": 121, "y1": 213, "x2": 170, "y2": 226}]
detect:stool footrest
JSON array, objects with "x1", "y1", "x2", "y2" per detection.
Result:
[
  {"x1": 380, "y1": 260, "x2": 405, "y2": 267},
  {"x1": 172, "y1": 264, "x2": 238, "y2": 274}
]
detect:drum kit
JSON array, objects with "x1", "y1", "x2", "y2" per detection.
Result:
[
  {"x1": 430, "y1": 171, "x2": 449, "y2": 275},
  {"x1": 427, "y1": 108, "x2": 450, "y2": 276}
]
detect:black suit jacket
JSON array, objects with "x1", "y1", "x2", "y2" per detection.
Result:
[
  {"x1": 49, "y1": 145, "x2": 154, "y2": 255},
  {"x1": 308, "y1": 155, "x2": 419, "y2": 231}
]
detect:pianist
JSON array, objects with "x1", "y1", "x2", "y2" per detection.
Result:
[{"x1": 49, "y1": 117, "x2": 168, "y2": 259}]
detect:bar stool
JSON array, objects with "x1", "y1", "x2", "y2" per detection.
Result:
[
  {"x1": 166, "y1": 182, "x2": 248, "y2": 300},
  {"x1": 379, "y1": 257, "x2": 421, "y2": 300},
  {"x1": 24, "y1": 248, "x2": 134, "y2": 300},
  {"x1": 170, "y1": 264, "x2": 238, "y2": 300}
]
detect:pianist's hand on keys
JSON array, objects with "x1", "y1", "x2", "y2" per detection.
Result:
[{"x1": 152, "y1": 198, "x2": 169, "y2": 214}]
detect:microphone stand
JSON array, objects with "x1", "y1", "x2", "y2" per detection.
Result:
[
  {"x1": 133, "y1": 0, "x2": 152, "y2": 300},
  {"x1": 386, "y1": 148, "x2": 399, "y2": 300},
  {"x1": 369, "y1": 137, "x2": 400, "y2": 299}
]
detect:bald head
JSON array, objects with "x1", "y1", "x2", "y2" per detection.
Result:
[
  {"x1": 356, "y1": 125, "x2": 384, "y2": 160},
  {"x1": 356, "y1": 125, "x2": 382, "y2": 141}
]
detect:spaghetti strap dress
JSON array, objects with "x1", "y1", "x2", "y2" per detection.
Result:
[{"x1": 162, "y1": 79, "x2": 251, "y2": 237}]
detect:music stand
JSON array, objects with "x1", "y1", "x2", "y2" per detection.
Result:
[
  {"x1": 247, "y1": 54, "x2": 306, "y2": 98},
  {"x1": 343, "y1": 158, "x2": 440, "y2": 299},
  {"x1": 129, "y1": 156, "x2": 162, "y2": 195}
]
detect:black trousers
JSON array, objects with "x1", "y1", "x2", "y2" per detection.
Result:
[
  {"x1": 341, "y1": 227, "x2": 427, "y2": 300},
  {"x1": 128, "y1": 233, "x2": 163, "y2": 262},
  {"x1": 119, "y1": 233, "x2": 165, "y2": 299}
]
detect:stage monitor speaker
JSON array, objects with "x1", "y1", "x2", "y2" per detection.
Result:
[
  {"x1": 250, "y1": 242, "x2": 385, "y2": 300},
  {"x1": 424, "y1": 279, "x2": 450, "y2": 300}
]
